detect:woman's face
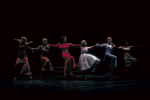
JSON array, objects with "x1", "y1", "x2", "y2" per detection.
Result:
[
  {"x1": 21, "y1": 38, "x2": 26, "y2": 44},
  {"x1": 107, "y1": 38, "x2": 112, "y2": 44},
  {"x1": 63, "y1": 38, "x2": 67, "y2": 43},
  {"x1": 42, "y1": 40, "x2": 47, "y2": 45},
  {"x1": 81, "y1": 41, "x2": 87, "y2": 46},
  {"x1": 125, "y1": 42, "x2": 128, "y2": 47}
]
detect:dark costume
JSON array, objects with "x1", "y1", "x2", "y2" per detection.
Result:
[
  {"x1": 122, "y1": 47, "x2": 137, "y2": 67},
  {"x1": 31, "y1": 44, "x2": 53, "y2": 72},
  {"x1": 15, "y1": 40, "x2": 32, "y2": 78}
]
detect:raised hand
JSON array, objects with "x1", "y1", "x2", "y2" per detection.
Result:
[
  {"x1": 118, "y1": 46, "x2": 123, "y2": 49},
  {"x1": 56, "y1": 43, "x2": 61, "y2": 45},
  {"x1": 111, "y1": 43, "x2": 115, "y2": 47},
  {"x1": 28, "y1": 41, "x2": 33, "y2": 44},
  {"x1": 41, "y1": 68, "x2": 46, "y2": 71},
  {"x1": 14, "y1": 38, "x2": 17, "y2": 40}
]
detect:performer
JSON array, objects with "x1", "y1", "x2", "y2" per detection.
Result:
[
  {"x1": 118, "y1": 40, "x2": 137, "y2": 67},
  {"x1": 50, "y1": 36, "x2": 80, "y2": 79},
  {"x1": 95, "y1": 37, "x2": 117, "y2": 80},
  {"x1": 14, "y1": 37, "x2": 33, "y2": 80},
  {"x1": 31, "y1": 38, "x2": 54, "y2": 78},
  {"x1": 77, "y1": 40, "x2": 101, "y2": 79}
]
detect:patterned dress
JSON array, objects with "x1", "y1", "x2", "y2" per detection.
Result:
[{"x1": 77, "y1": 47, "x2": 101, "y2": 71}]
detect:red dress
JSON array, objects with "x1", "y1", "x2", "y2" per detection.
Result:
[{"x1": 51, "y1": 43, "x2": 79, "y2": 76}]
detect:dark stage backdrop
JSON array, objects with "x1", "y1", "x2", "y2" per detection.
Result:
[{"x1": 2, "y1": 1, "x2": 149, "y2": 79}]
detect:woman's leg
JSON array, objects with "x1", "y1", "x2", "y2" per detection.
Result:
[
  {"x1": 63, "y1": 56, "x2": 74, "y2": 78},
  {"x1": 105, "y1": 54, "x2": 117, "y2": 79},
  {"x1": 41, "y1": 57, "x2": 53, "y2": 78},
  {"x1": 14, "y1": 58, "x2": 23, "y2": 80},
  {"x1": 20, "y1": 57, "x2": 32, "y2": 79}
]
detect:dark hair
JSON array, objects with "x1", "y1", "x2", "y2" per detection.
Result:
[
  {"x1": 123, "y1": 39, "x2": 128, "y2": 43},
  {"x1": 61, "y1": 36, "x2": 67, "y2": 41},
  {"x1": 21, "y1": 37, "x2": 27, "y2": 42}
]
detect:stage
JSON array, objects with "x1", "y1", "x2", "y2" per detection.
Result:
[{"x1": 0, "y1": 73, "x2": 150, "y2": 98}]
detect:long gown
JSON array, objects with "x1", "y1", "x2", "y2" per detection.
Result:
[
  {"x1": 77, "y1": 47, "x2": 101, "y2": 71},
  {"x1": 122, "y1": 47, "x2": 137, "y2": 67},
  {"x1": 15, "y1": 42, "x2": 32, "y2": 77},
  {"x1": 95, "y1": 43, "x2": 117, "y2": 77},
  {"x1": 50, "y1": 43, "x2": 78, "y2": 76},
  {"x1": 95, "y1": 43, "x2": 117, "y2": 68},
  {"x1": 31, "y1": 44, "x2": 53, "y2": 72}
]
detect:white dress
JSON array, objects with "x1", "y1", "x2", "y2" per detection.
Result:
[{"x1": 77, "y1": 47, "x2": 101, "y2": 71}]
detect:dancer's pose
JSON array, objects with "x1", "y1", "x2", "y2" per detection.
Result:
[
  {"x1": 95, "y1": 37, "x2": 117, "y2": 80},
  {"x1": 77, "y1": 40, "x2": 101, "y2": 79},
  {"x1": 50, "y1": 36, "x2": 80, "y2": 78},
  {"x1": 31, "y1": 38, "x2": 54, "y2": 78},
  {"x1": 118, "y1": 40, "x2": 137, "y2": 67},
  {"x1": 14, "y1": 37, "x2": 33, "y2": 80}
]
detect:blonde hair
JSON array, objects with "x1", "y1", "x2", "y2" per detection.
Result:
[{"x1": 81, "y1": 40, "x2": 87, "y2": 46}]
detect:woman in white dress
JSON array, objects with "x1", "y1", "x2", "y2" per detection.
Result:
[{"x1": 77, "y1": 40, "x2": 101, "y2": 79}]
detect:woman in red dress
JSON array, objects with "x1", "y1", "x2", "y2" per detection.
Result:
[
  {"x1": 14, "y1": 37, "x2": 33, "y2": 80},
  {"x1": 50, "y1": 36, "x2": 80, "y2": 78}
]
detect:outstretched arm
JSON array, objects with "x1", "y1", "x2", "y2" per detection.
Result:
[
  {"x1": 14, "y1": 38, "x2": 20, "y2": 43},
  {"x1": 118, "y1": 46, "x2": 123, "y2": 49},
  {"x1": 69, "y1": 43, "x2": 80, "y2": 47},
  {"x1": 111, "y1": 43, "x2": 116, "y2": 47},
  {"x1": 26, "y1": 41, "x2": 33, "y2": 49},
  {"x1": 28, "y1": 41, "x2": 33, "y2": 44},
  {"x1": 94, "y1": 43, "x2": 106, "y2": 47},
  {"x1": 30, "y1": 45, "x2": 41, "y2": 53},
  {"x1": 50, "y1": 43, "x2": 60, "y2": 48}
]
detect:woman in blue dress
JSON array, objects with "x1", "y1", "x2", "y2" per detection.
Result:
[
  {"x1": 95, "y1": 37, "x2": 117, "y2": 80},
  {"x1": 77, "y1": 40, "x2": 101, "y2": 79}
]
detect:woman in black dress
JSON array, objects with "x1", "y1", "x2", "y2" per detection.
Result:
[
  {"x1": 14, "y1": 37, "x2": 33, "y2": 80},
  {"x1": 31, "y1": 38, "x2": 54, "y2": 78},
  {"x1": 118, "y1": 40, "x2": 137, "y2": 67}
]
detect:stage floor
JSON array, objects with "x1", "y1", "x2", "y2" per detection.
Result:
[{"x1": 0, "y1": 74, "x2": 150, "y2": 98}]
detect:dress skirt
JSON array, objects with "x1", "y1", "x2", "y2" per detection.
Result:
[
  {"x1": 124, "y1": 53, "x2": 137, "y2": 67},
  {"x1": 15, "y1": 57, "x2": 32, "y2": 76},
  {"x1": 40, "y1": 56, "x2": 53, "y2": 71},
  {"x1": 62, "y1": 54, "x2": 76, "y2": 76},
  {"x1": 77, "y1": 54, "x2": 101, "y2": 71},
  {"x1": 103, "y1": 53, "x2": 117, "y2": 68}
]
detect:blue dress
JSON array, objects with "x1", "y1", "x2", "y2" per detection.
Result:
[
  {"x1": 95, "y1": 43, "x2": 117, "y2": 68},
  {"x1": 77, "y1": 47, "x2": 101, "y2": 71}
]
